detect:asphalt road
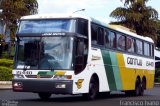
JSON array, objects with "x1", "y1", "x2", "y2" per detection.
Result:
[{"x1": 0, "y1": 87, "x2": 160, "y2": 106}]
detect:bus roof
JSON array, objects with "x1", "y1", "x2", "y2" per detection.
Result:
[
  {"x1": 20, "y1": 14, "x2": 154, "y2": 43},
  {"x1": 107, "y1": 25, "x2": 154, "y2": 43},
  {"x1": 20, "y1": 13, "x2": 90, "y2": 20}
]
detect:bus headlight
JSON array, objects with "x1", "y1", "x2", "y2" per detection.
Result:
[
  {"x1": 13, "y1": 74, "x2": 24, "y2": 79},
  {"x1": 53, "y1": 75, "x2": 72, "y2": 80}
]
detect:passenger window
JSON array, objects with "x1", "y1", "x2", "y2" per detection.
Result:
[
  {"x1": 97, "y1": 27, "x2": 104, "y2": 45},
  {"x1": 127, "y1": 37, "x2": 135, "y2": 53},
  {"x1": 136, "y1": 40, "x2": 143, "y2": 55},
  {"x1": 91, "y1": 24, "x2": 98, "y2": 45},
  {"x1": 150, "y1": 44, "x2": 154, "y2": 57},
  {"x1": 144, "y1": 42, "x2": 150, "y2": 56},
  {"x1": 104, "y1": 30, "x2": 110, "y2": 48},
  {"x1": 117, "y1": 33, "x2": 125, "y2": 51},
  {"x1": 109, "y1": 31, "x2": 116, "y2": 48}
]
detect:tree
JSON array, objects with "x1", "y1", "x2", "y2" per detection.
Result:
[
  {"x1": 110, "y1": 0, "x2": 159, "y2": 42},
  {"x1": 0, "y1": 0, "x2": 38, "y2": 40},
  {"x1": 156, "y1": 20, "x2": 160, "y2": 48},
  {"x1": 0, "y1": 0, "x2": 38, "y2": 58}
]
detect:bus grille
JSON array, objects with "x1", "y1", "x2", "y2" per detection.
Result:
[{"x1": 25, "y1": 75, "x2": 53, "y2": 78}]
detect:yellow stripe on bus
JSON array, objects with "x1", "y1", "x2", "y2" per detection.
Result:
[
  {"x1": 116, "y1": 53, "x2": 134, "y2": 90},
  {"x1": 55, "y1": 71, "x2": 66, "y2": 75},
  {"x1": 116, "y1": 52, "x2": 154, "y2": 90}
]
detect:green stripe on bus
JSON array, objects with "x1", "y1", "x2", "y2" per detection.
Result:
[
  {"x1": 38, "y1": 71, "x2": 54, "y2": 75},
  {"x1": 46, "y1": 71, "x2": 54, "y2": 75},
  {"x1": 101, "y1": 50, "x2": 117, "y2": 90},
  {"x1": 109, "y1": 52, "x2": 122, "y2": 90},
  {"x1": 38, "y1": 71, "x2": 47, "y2": 75}
]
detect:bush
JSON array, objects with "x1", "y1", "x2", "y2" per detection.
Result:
[
  {"x1": 0, "y1": 59, "x2": 13, "y2": 68},
  {"x1": 155, "y1": 76, "x2": 160, "y2": 83},
  {"x1": 0, "y1": 66, "x2": 12, "y2": 81},
  {"x1": 1, "y1": 51, "x2": 9, "y2": 59},
  {"x1": 0, "y1": 59, "x2": 13, "y2": 81}
]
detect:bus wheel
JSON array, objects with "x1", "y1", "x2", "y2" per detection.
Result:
[
  {"x1": 134, "y1": 79, "x2": 141, "y2": 96},
  {"x1": 83, "y1": 77, "x2": 99, "y2": 100},
  {"x1": 38, "y1": 93, "x2": 51, "y2": 100},
  {"x1": 140, "y1": 79, "x2": 146, "y2": 96}
]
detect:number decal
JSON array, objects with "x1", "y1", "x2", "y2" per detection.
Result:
[{"x1": 16, "y1": 71, "x2": 32, "y2": 75}]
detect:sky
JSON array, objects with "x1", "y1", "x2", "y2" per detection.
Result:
[{"x1": 37, "y1": 0, "x2": 160, "y2": 24}]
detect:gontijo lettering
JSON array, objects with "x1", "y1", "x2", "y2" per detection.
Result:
[{"x1": 127, "y1": 57, "x2": 142, "y2": 66}]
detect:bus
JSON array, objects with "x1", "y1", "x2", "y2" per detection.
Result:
[{"x1": 12, "y1": 14, "x2": 155, "y2": 100}]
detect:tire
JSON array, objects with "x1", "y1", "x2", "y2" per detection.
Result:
[
  {"x1": 134, "y1": 79, "x2": 141, "y2": 96},
  {"x1": 38, "y1": 93, "x2": 51, "y2": 100},
  {"x1": 125, "y1": 79, "x2": 141, "y2": 96},
  {"x1": 140, "y1": 79, "x2": 146, "y2": 96},
  {"x1": 83, "y1": 77, "x2": 99, "y2": 100}
]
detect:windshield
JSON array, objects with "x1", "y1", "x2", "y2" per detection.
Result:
[
  {"x1": 18, "y1": 19, "x2": 76, "y2": 33},
  {"x1": 14, "y1": 37, "x2": 74, "y2": 70}
]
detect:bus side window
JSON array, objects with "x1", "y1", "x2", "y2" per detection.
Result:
[
  {"x1": 77, "y1": 19, "x2": 88, "y2": 37},
  {"x1": 117, "y1": 33, "x2": 125, "y2": 51},
  {"x1": 91, "y1": 24, "x2": 98, "y2": 45},
  {"x1": 136, "y1": 39, "x2": 143, "y2": 55},
  {"x1": 126, "y1": 37, "x2": 135, "y2": 53},
  {"x1": 150, "y1": 44, "x2": 154, "y2": 57},
  {"x1": 104, "y1": 30, "x2": 110, "y2": 48},
  {"x1": 97, "y1": 27, "x2": 104, "y2": 45},
  {"x1": 109, "y1": 31, "x2": 116, "y2": 48},
  {"x1": 144, "y1": 42, "x2": 150, "y2": 56}
]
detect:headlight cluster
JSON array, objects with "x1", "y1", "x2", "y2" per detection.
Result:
[{"x1": 53, "y1": 75, "x2": 72, "y2": 80}]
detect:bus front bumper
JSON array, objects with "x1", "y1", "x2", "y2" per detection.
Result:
[{"x1": 12, "y1": 79, "x2": 73, "y2": 94}]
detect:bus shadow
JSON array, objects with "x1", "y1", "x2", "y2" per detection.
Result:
[{"x1": 17, "y1": 93, "x2": 153, "y2": 103}]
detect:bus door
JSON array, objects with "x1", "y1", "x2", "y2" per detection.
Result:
[{"x1": 74, "y1": 38, "x2": 88, "y2": 75}]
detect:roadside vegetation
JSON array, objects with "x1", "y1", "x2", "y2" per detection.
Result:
[
  {"x1": 0, "y1": 0, "x2": 38, "y2": 81},
  {"x1": 155, "y1": 68, "x2": 160, "y2": 83},
  {"x1": 110, "y1": 0, "x2": 159, "y2": 43},
  {"x1": 0, "y1": 59, "x2": 13, "y2": 81}
]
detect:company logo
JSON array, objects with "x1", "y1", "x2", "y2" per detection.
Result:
[{"x1": 75, "y1": 79, "x2": 84, "y2": 89}]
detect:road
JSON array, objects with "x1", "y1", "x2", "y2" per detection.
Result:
[{"x1": 0, "y1": 87, "x2": 160, "y2": 106}]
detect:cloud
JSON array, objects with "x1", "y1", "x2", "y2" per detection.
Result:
[
  {"x1": 37, "y1": 0, "x2": 124, "y2": 23},
  {"x1": 37, "y1": 0, "x2": 110, "y2": 14},
  {"x1": 37, "y1": 0, "x2": 160, "y2": 23}
]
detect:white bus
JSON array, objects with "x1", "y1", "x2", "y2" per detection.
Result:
[{"x1": 12, "y1": 14, "x2": 155, "y2": 100}]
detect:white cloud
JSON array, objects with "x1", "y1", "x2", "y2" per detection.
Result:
[
  {"x1": 37, "y1": 0, "x2": 123, "y2": 23},
  {"x1": 37, "y1": 0, "x2": 159, "y2": 23},
  {"x1": 37, "y1": 0, "x2": 111, "y2": 14}
]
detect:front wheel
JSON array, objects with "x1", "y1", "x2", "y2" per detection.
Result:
[
  {"x1": 38, "y1": 93, "x2": 51, "y2": 100},
  {"x1": 83, "y1": 77, "x2": 99, "y2": 100}
]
